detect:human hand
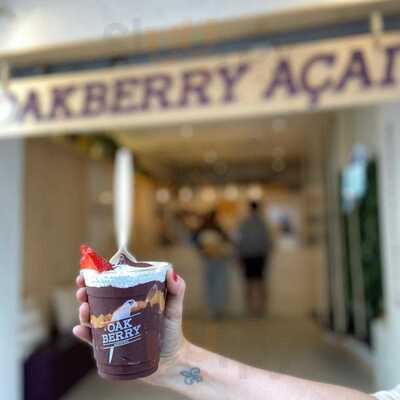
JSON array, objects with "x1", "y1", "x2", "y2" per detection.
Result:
[{"x1": 73, "y1": 268, "x2": 187, "y2": 383}]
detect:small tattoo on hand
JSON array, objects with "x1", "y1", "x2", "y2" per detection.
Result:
[{"x1": 180, "y1": 367, "x2": 203, "y2": 385}]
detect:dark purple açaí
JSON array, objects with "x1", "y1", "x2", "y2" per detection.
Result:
[{"x1": 80, "y1": 247, "x2": 171, "y2": 380}]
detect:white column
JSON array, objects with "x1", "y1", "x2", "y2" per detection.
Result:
[
  {"x1": 0, "y1": 139, "x2": 24, "y2": 400},
  {"x1": 373, "y1": 102, "x2": 400, "y2": 389},
  {"x1": 378, "y1": 105, "x2": 400, "y2": 323}
]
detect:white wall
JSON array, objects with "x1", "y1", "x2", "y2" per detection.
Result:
[
  {"x1": 373, "y1": 102, "x2": 400, "y2": 390},
  {"x1": 1, "y1": 0, "x2": 328, "y2": 52},
  {"x1": 23, "y1": 139, "x2": 89, "y2": 324},
  {"x1": 0, "y1": 139, "x2": 24, "y2": 400},
  {"x1": 303, "y1": 123, "x2": 332, "y2": 321}
]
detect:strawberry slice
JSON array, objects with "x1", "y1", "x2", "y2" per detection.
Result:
[
  {"x1": 80, "y1": 244, "x2": 95, "y2": 270},
  {"x1": 80, "y1": 244, "x2": 90, "y2": 254},
  {"x1": 80, "y1": 244, "x2": 113, "y2": 272},
  {"x1": 80, "y1": 253, "x2": 97, "y2": 270},
  {"x1": 89, "y1": 252, "x2": 113, "y2": 272}
]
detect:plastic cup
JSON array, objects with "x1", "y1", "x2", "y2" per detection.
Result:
[{"x1": 86, "y1": 266, "x2": 169, "y2": 380}]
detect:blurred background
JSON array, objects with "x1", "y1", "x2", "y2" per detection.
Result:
[{"x1": 1, "y1": 0, "x2": 400, "y2": 399}]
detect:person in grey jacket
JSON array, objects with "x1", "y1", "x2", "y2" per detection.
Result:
[{"x1": 238, "y1": 201, "x2": 272, "y2": 317}]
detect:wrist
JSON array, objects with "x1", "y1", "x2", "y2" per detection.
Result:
[{"x1": 142, "y1": 337, "x2": 191, "y2": 387}]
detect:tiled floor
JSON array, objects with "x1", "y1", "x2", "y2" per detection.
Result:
[{"x1": 63, "y1": 316, "x2": 375, "y2": 400}]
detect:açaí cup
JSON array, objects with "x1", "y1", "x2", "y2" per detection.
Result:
[{"x1": 81, "y1": 259, "x2": 171, "y2": 380}]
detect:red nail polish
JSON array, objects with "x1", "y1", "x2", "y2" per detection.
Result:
[{"x1": 172, "y1": 269, "x2": 178, "y2": 282}]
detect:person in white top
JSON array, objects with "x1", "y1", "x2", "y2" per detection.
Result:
[
  {"x1": 374, "y1": 387, "x2": 400, "y2": 400},
  {"x1": 74, "y1": 270, "x2": 396, "y2": 400}
]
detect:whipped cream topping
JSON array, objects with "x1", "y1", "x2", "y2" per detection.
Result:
[{"x1": 81, "y1": 261, "x2": 171, "y2": 288}]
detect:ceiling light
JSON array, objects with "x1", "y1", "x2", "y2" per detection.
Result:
[
  {"x1": 156, "y1": 188, "x2": 171, "y2": 204},
  {"x1": 200, "y1": 186, "x2": 217, "y2": 203},
  {"x1": 224, "y1": 185, "x2": 239, "y2": 201},
  {"x1": 247, "y1": 184, "x2": 263, "y2": 200}
]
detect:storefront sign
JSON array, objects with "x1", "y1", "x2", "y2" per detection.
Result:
[{"x1": 1, "y1": 32, "x2": 400, "y2": 137}]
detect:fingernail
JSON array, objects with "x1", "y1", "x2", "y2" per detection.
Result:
[{"x1": 172, "y1": 268, "x2": 178, "y2": 282}]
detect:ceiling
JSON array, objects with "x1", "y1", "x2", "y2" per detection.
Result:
[
  {"x1": 3, "y1": 0, "x2": 399, "y2": 66},
  {"x1": 113, "y1": 112, "x2": 332, "y2": 186}
]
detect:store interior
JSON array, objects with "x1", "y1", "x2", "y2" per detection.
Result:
[{"x1": 18, "y1": 104, "x2": 387, "y2": 399}]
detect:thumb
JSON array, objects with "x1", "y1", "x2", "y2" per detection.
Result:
[
  {"x1": 165, "y1": 268, "x2": 186, "y2": 322},
  {"x1": 160, "y1": 269, "x2": 186, "y2": 358}
]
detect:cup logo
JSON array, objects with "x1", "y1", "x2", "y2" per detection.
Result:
[
  {"x1": 90, "y1": 284, "x2": 166, "y2": 364},
  {"x1": 103, "y1": 318, "x2": 141, "y2": 346},
  {"x1": 102, "y1": 314, "x2": 143, "y2": 364}
]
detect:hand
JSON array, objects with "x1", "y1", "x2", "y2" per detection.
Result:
[{"x1": 73, "y1": 268, "x2": 187, "y2": 384}]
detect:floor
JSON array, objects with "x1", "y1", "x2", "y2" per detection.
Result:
[{"x1": 63, "y1": 316, "x2": 375, "y2": 400}]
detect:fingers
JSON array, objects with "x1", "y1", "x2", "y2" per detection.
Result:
[
  {"x1": 160, "y1": 269, "x2": 186, "y2": 358},
  {"x1": 72, "y1": 325, "x2": 92, "y2": 346},
  {"x1": 165, "y1": 268, "x2": 186, "y2": 321},
  {"x1": 79, "y1": 302, "x2": 91, "y2": 327},
  {"x1": 76, "y1": 275, "x2": 86, "y2": 289},
  {"x1": 76, "y1": 287, "x2": 88, "y2": 303},
  {"x1": 76, "y1": 275, "x2": 87, "y2": 304},
  {"x1": 73, "y1": 275, "x2": 92, "y2": 345},
  {"x1": 166, "y1": 268, "x2": 182, "y2": 295}
]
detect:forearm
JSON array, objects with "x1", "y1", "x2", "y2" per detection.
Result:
[{"x1": 149, "y1": 341, "x2": 373, "y2": 400}]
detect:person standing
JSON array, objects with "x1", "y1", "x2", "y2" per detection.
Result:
[
  {"x1": 238, "y1": 201, "x2": 272, "y2": 317},
  {"x1": 195, "y1": 209, "x2": 231, "y2": 320}
]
